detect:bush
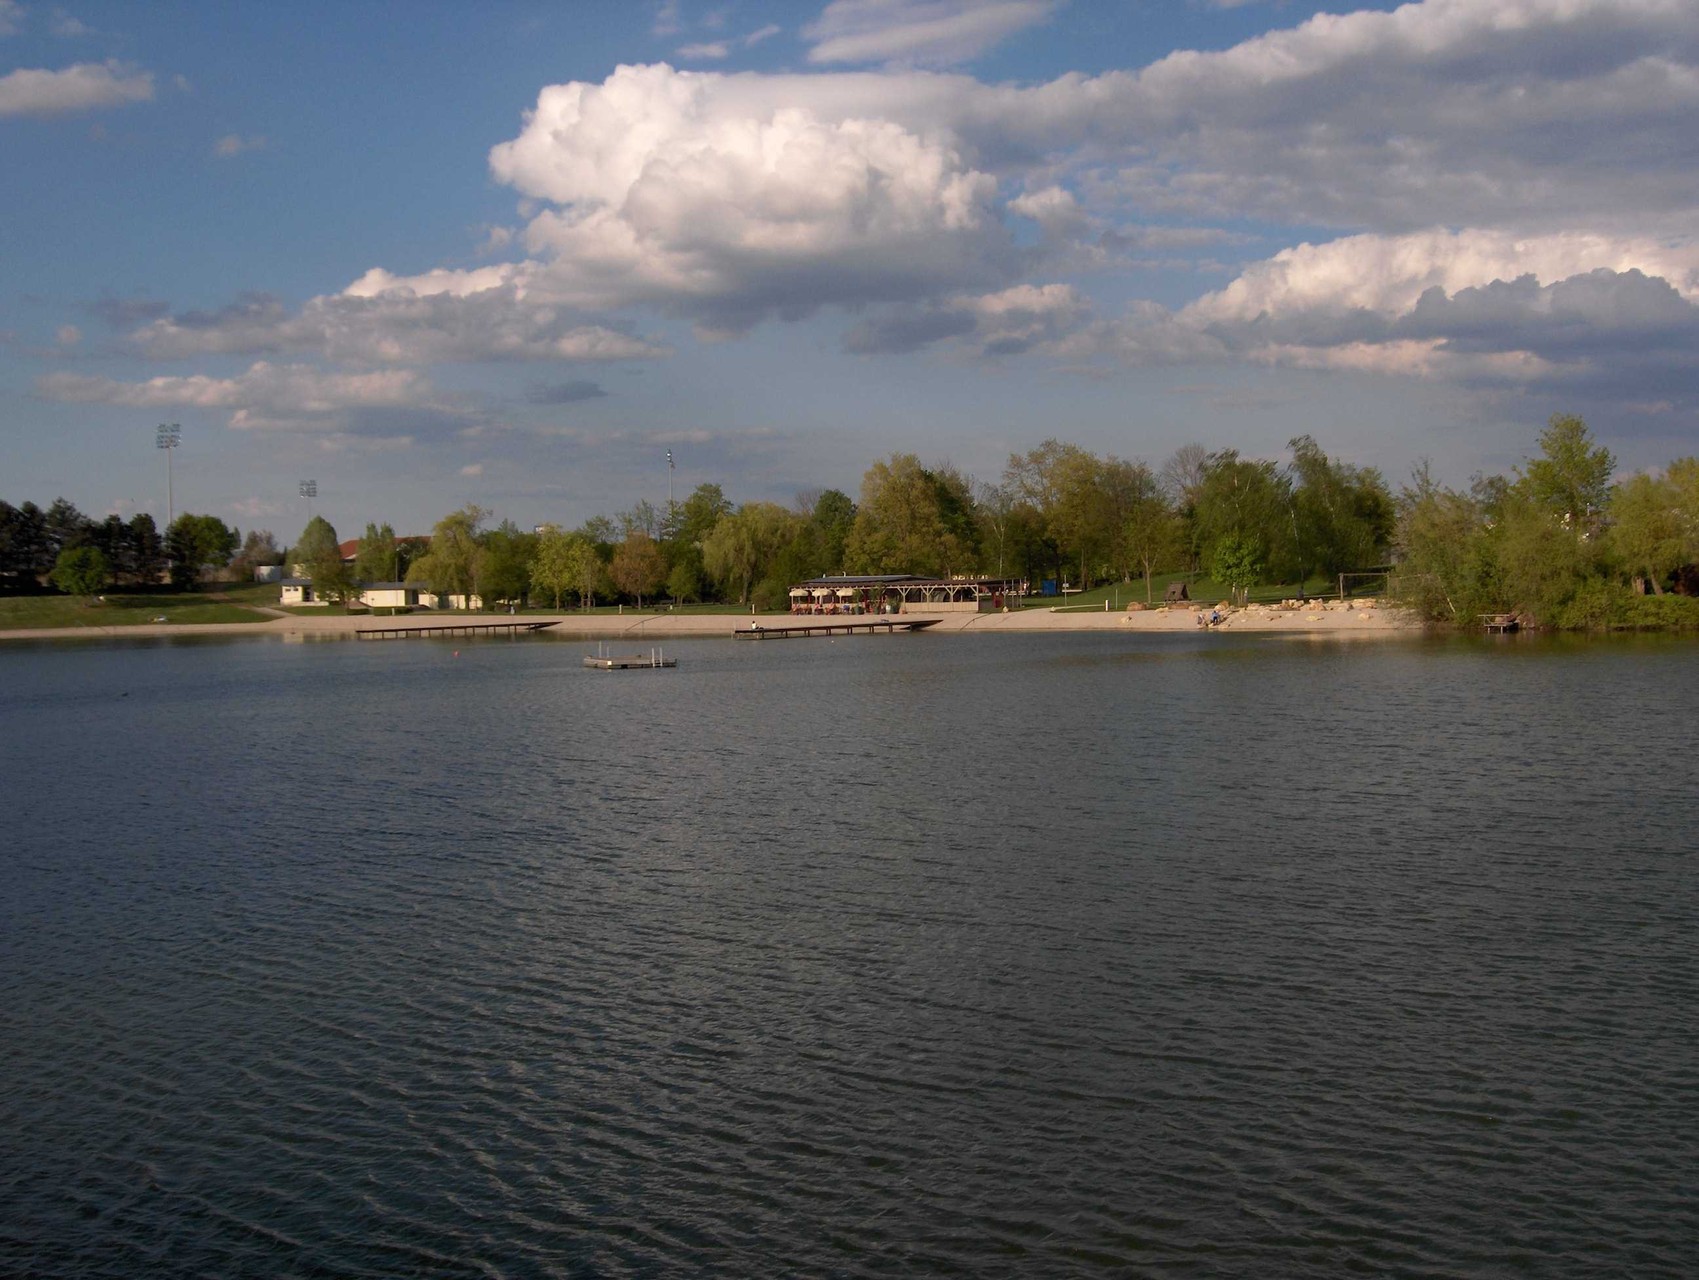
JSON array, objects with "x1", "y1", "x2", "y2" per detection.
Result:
[{"x1": 1552, "y1": 582, "x2": 1699, "y2": 630}]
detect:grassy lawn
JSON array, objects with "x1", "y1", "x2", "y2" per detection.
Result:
[{"x1": 0, "y1": 584, "x2": 275, "y2": 629}]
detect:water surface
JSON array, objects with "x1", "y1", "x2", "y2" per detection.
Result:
[{"x1": 2, "y1": 632, "x2": 1695, "y2": 1277}]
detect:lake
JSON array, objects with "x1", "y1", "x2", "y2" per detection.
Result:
[{"x1": 2, "y1": 631, "x2": 1695, "y2": 1277}]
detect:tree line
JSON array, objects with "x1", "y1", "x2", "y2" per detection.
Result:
[
  {"x1": 1395, "y1": 415, "x2": 1699, "y2": 628},
  {"x1": 274, "y1": 432, "x2": 1399, "y2": 613},
  {"x1": 0, "y1": 500, "x2": 281, "y2": 598},
  {"x1": 10, "y1": 415, "x2": 1696, "y2": 627}
]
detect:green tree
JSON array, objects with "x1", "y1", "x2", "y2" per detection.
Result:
[
  {"x1": 609, "y1": 531, "x2": 666, "y2": 608},
  {"x1": 478, "y1": 520, "x2": 536, "y2": 608},
  {"x1": 291, "y1": 514, "x2": 357, "y2": 605},
  {"x1": 49, "y1": 545, "x2": 110, "y2": 600},
  {"x1": 1122, "y1": 488, "x2": 1182, "y2": 603},
  {"x1": 167, "y1": 513, "x2": 239, "y2": 586},
  {"x1": 408, "y1": 505, "x2": 487, "y2": 608},
  {"x1": 292, "y1": 515, "x2": 340, "y2": 574},
  {"x1": 1521, "y1": 413, "x2": 1615, "y2": 531},
  {"x1": 1210, "y1": 535, "x2": 1265, "y2": 605},
  {"x1": 353, "y1": 523, "x2": 398, "y2": 584},
  {"x1": 1393, "y1": 461, "x2": 1491, "y2": 622},
  {"x1": 127, "y1": 513, "x2": 166, "y2": 585},
  {"x1": 845, "y1": 453, "x2": 966, "y2": 576},
  {"x1": 666, "y1": 559, "x2": 701, "y2": 604},
  {"x1": 1607, "y1": 471, "x2": 1686, "y2": 594},
  {"x1": 1287, "y1": 435, "x2": 1395, "y2": 584},
  {"x1": 530, "y1": 524, "x2": 576, "y2": 609},
  {"x1": 703, "y1": 502, "x2": 801, "y2": 604},
  {"x1": 1192, "y1": 451, "x2": 1291, "y2": 582},
  {"x1": 230, "y1": 529, "x2": 283, "y2": 579}
]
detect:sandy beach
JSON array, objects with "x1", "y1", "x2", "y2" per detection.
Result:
[{"x1": 0, "y1": 599, "x2": 1422, "y2": 642}]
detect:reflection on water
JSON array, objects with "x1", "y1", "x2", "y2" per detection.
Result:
[{"x1": 2, "y1": 632, "x2": 1696, "y2": 1277}]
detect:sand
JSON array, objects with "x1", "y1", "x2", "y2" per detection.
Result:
[{"x1": 0, "y1": 599, "x2": 1423, "y2": 643}]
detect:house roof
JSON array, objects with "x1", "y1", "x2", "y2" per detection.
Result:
[{"x1": 336, "y1": 534, "x2": 431, "y2": 560}]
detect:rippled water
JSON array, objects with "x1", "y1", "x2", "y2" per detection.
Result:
[{"x1": 2, "y1": 631, "x2": 1696, "y2": 1277}]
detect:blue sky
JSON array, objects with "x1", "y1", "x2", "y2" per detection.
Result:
[{"x1": 4, "y1": 0, "x2": 1696, "y2": 539}]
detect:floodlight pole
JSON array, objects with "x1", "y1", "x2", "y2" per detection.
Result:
[
  {"x1": 156, "y1": 423, "x2": 181, "y2": 529},
  {"x1": 299, "y1": 479, "x2": 317, "y2": 521}
]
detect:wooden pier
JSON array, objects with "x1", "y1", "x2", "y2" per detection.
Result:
[
  {"x1": 1479, "y1": 613, "x2": 1522, "y2": 634},
  {"x1": 732, "y1": 617, "x2": 940, "y2": 640},
  {"x1": 583, "y1": 646, "x2": 675, "y2": 669},
  {"x1": 356, "y1": 620, "x2": 559, "y2": 640}
]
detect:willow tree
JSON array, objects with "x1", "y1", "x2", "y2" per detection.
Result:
[{"x1": 408, "y1": 505, "x2": 487, "y2": 607}]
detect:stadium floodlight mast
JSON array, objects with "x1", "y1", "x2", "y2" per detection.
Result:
[
  {"x1": 156, "y1": 423, "x2": 181, "y2": 529},
  {"x1": 666, "y1": 448, "x2": 674, "y2": 510},
  {"x1": 299, "y1": 479, "x2": 317, "y2": 519}
]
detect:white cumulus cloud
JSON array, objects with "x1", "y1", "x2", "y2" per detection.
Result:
[{"x1": 0, "y1": 59, "x2": 153, "y2": 116}]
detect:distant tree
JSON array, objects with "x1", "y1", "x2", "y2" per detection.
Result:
[
  {"x1": 667, "y1": 559, "x2": 701, "y2": 604},
  {"x1": 617, "y1": 500, "x2": 662, "y2": 540},
  {"x1": 166, "y1": 513, "x2": 239, "y2": 586},
  {"x1": 1521, "y1": 413, "x2": 1615, "y2": 531},
  {"x1": 1393, "y1": 461, "x2": 1490, "y2": 622},
  {"x1": 1287, "y1": 435, "x2": 1395, "y2": 583},
  {"x1": 1122, "y1": 488, "x2": 1183, "y2": 603},
  {"x1": 1210, "y1": 534, "x2": 1265, "y2": 605},
  {"x1": 1192, "y1": 451, "x2": 1290, "y2": 581},
  {"x1": 705, "y1": 502, "x2": 803, "y2": 603},
  {"x1": 230, "y1": 529, "x2": 283, "y2": 579},
  {"x1": 292, "y1": 515, "x2": 340, "y2": 572},
  {"x1": 289, "y1": 514, "x2": 355, "y2": 603},
  {"x1": 1607, "y1": 469, "x2": 1688, "y2": 595},
  {"x1": 609, "y1": 531, "x2": 666, "y2": 608},
  {"x1": 127, "y1": 513, "x2": 166, "y2": 585},
  {"x1": 44, "y1": 497, "x2": 93, "y2": 559},
  {"x1": 846, "y1": 453, "x2": 966, "y2": 577},
  {"x1": 50, "y1": 545, "x2": 110, "y2": 600},
  {"x1": 352, "y1": 523, "x2": 397, "y2": 584},
  {"x1": 408, "y1": 505, "x2": 487, "y2": 607},
  {"x1": 810, "y1": 488, "x2": 856, "y2": 575},
  {"x1": 1161, "y1": 442, "x2": 1210, "y2": 509},
  {"x1": 1, "y1": 501, "x2": 52, "y2": 587},
  {"x1": 529, "y1": 525, "x2": 575, "y2": 609},
  {"x1": 478, "y1": 520, "x2": 536, "y2": 607}
]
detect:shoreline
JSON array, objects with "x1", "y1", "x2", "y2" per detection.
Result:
[{"x1": 0, "y1": 600, "x2": 1424, "y2": 643}]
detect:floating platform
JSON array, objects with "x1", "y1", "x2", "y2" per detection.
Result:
[
  {"x1": 732, "y1": 618, "x2": 940, "y2": 640},
  {"x1": 357, "y1": 620, "x2": 559, "y2": 640},
  {"x1": 583, "y1": 646, "x2": 676, "y2": 670}
]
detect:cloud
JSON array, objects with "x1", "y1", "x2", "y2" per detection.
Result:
[
  {"x1": 488, "y1": 63, "x2": 1017, "y2": 331},
  {"x1": 0, "y1": 1, "x2": 22, "y2": 37},
  {"x1": 125, "y1": 276, "x2": 671, "y2": 365},
  {"x1": 51, "y1": 10, "x2": 93, "y2": 37},
  {"x1": 845, "y1": 282, "x2": 1091, "y2": 354},
  {"x1": 459, "y1": 462, "x2": 484, "y2": 477},
  {"x1": 804, "y1": 0, "x2": 1058, "y2": 67},
  {"x1": 36, "y1": 361, "x2": 470, "y2": 438},
  {"x1": 525, "y1": 378, "x2": 608, "y2": 404},
  {"x1": 0, "y1": 60, "x2": 154, "y2": 116},
  {"x1": 677, "y1": 41, "x2": 729, "y2": 60},
  {"x1": 1056, "y1": 229, "x2": 1699, "y2": 409},
  {"x1": 212, "y1": 133, "x2": 266, "y2": 159},
  {"x1": 55, "y1": 324, "x2": 80, "y2": 346}
]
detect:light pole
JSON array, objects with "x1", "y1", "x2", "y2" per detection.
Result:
[
  {"x1": 156, "y1": 423, "x2": 181, "y2": 530},
  {"x1": 299, "y1": 479, "x2": 317, "y2": 520},
  {"x1": 666, "y1": 448, "x2": 674, "y2": 510}
]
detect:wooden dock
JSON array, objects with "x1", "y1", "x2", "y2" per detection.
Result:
[
  {"x1": 583, "y1": 647, "x2": 675, "y2": 669},
  {"x1": 1479, "y1": 613, "x2": 1522, "y2": 634},
  {"x1": 356, "y1": 620, "x2": 559, "y2": 640},
  {"x1": 732, "y1": 617, "x2": 940, "y2": 640}
]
